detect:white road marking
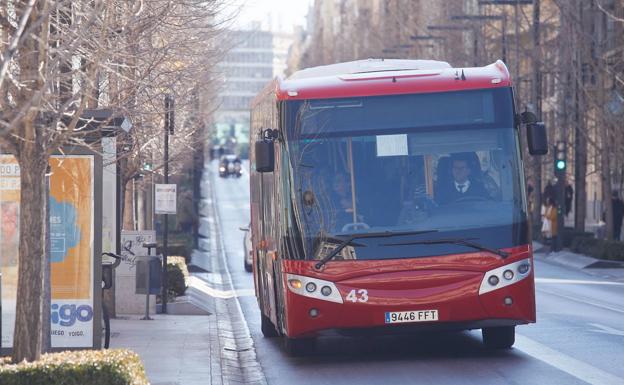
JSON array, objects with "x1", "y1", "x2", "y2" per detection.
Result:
[
  {"x1": 535, "y1": 278, "x2": 624, "y2": 286},
  {"x1": 188, "y1": 276, "x2": 255, "y2": 299},
  {"x1": 588, "y1": 323, "x2": 624, "y2": 337},
  {"x1": 515, "y1": 334, "x2": 624, "y2": 385},
  {"x1": 537, "y1": 288, "x2": 624, "y2": 314}
]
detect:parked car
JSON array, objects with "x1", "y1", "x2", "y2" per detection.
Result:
[
  {"x1": 240, "y1": 224, "x2": 252, "y2": 272},
  {"x1": 219, "y1": 155, "x2": 242, "y2": 178}
]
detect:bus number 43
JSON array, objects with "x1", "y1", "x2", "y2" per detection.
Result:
[{"x1": 346, "y1": 289, "x2": 368, "y2": 303}]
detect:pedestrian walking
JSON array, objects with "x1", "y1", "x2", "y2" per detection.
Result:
[
  {"x1": 612, "y1": 190, "x2": 624, "y2": 241},
  {"x1": 541, "y1": 197, "x2": 557, "y2": 248}
]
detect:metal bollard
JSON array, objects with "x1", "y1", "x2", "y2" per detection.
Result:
[{"x1": 140, "y1": 242, "x2": 158, "y2": 320}]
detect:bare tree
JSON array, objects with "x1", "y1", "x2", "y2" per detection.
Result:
[{"x1": 0, "y1": 0, "x2": 226, "y2": 362}]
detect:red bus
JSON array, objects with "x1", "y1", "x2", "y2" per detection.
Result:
[{"x1": 249, "y1": 59, "x2": 547, "y2": 355}]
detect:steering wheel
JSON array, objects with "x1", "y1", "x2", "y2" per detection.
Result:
[
  {"x1": 453, "y1": 195, "x2": 489, "y2": 203},
  {"x1": 341, "y1": 222, "x2": 370, "y2": 232}
]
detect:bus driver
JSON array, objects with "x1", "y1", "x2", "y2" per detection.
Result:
[{"x1": 436, "y1": 153, "x2": 489, "y2": 204}]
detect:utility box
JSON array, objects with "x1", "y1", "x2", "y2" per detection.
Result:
[{"x1": 135, "y1": 256, "x2": 162, "y2": 295}]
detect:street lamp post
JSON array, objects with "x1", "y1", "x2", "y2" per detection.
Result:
[
  {"x1": 427, "y1": 25, "x2": 478, "y2": 66},
  {"x1": 451, "y1": 15, "x2": 507, "y2": 63},
  {"x1": 162, "y1": 94, "x2": 174, "y2": 314},
  {"x1": 410, "y1": 35, "x2": 447, "y2": 58}
]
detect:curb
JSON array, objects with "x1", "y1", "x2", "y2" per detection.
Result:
[
  {"x1": 533, "y1": 241, "x2": 624, "y2": 272},
  {"x1": 201, "y1": 164, "x2": 267, "y2": 385}
]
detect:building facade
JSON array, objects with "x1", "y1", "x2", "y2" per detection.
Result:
[
  {"x1": 214, "y1": 29, "x2": 274, "y2": 152},
  {"x1": 214, "y1": 27, "x2": 295, "y2": 155}
]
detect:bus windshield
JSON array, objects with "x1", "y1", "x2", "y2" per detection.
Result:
[{"x1": 284, "y1": 88, "x2": 528, "y2": 261}]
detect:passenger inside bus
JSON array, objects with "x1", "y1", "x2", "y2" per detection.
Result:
[{"x1": 328, "y1": 172, "x2": 358, "y2": 230}]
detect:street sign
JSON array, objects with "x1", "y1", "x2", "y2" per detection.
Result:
[
  {"x1": 155, "y1": 184, "x2": 177, "y2": 214},
  {"x1": 121, "y1": 117, "x2": 132, "y2": 133}
]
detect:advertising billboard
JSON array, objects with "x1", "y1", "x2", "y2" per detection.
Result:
[{"x1": 0, "y1": 154, "x2": 95, "y2": 348}]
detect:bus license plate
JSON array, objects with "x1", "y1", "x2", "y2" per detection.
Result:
[{"x1": 385, "y1": 310, "x2": 438, "y2": 324}]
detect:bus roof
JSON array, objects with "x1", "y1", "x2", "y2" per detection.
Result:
[{"x1": 274, "y1": 59, "x2": 511, "y2": 101}]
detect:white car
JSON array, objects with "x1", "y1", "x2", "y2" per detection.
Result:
[{"x1": 240, "y1": 224, "x2": 252, "y2": 272}]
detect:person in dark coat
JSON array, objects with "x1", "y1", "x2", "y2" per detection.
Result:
[
  {"x1": 543, "y1": 180, "x2": 557, "y2": 206},
  {"x1": 565, "y1": 184, "x2": 574, "y2": 216},
  {"x1": 436, "y1": 153, "x2": 489, "y2": 204},
  {"x1": 612, "y1": 190, "x2": 624, "y2": 241}
]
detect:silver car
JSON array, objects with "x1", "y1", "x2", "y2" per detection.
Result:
[{"x1": 240, "y1": 224, "x2": 252, "y2": 272}]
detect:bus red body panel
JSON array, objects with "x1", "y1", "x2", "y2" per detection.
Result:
[{"x1": 280, "y1": 246, "x2": 535, "y2": 337}]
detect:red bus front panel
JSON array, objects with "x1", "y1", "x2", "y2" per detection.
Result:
[{"x1": 280, "y1": 246, "x2": 535, "y2": 337}]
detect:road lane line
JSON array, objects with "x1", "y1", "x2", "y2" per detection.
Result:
[
  {"x1": 537, "y1": 287, "x2": 624, "y2": 314},
  {"x1": 515, "y1": 334, "x2": 624, "y2": 385},
  {"x1": 536, "y1": 278, "x2": 624, "y2": 286},
  {"x1": 588, "y1": 323, "x2": 624, "y2": 337}
]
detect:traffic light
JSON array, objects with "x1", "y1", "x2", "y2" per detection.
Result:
[{"x1": 554, "y1": 141, "x2": 566, "y2": 173}]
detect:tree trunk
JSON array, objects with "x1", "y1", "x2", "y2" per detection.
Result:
[
  {"x1": 573, "y1": 0, "x2": 587, "y2": 232},
  {"x1": 602, "y1": 137, "x2": 613, "y2": 240},
  {"x1": 574, "y1": 93, "x2": 587, "y2": 232},
  {"x1": 123, "y1": 178, "x2": 135, "y2": 230},
  {"x1": 531, "y1": 0, "x2": 543, "y2": 225},
  {"x1": 12, "y1": 146, "x2": 48, "y2": 362}
]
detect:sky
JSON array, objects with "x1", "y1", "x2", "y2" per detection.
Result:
[{"x1": 228, "y1": 0, "x2": 313, "y2": 34}]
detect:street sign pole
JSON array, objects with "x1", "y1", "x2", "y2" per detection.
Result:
[{"x1": 162, "y1": 94, "x2": 173, "y2": 314}]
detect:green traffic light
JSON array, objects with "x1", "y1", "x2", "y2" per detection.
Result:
[{"x1": 556, "y1": 160, "x2": 566, "y2": 170}]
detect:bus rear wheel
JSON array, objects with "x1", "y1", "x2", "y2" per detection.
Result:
[
  {"x1": 261, "y1": 312, "x2": 279, "y2": 338},
  {"x1": 482, "y1": 326, "x2": 515, "y2": 349},
  {"x1": 283, "y1": 336, "x2": 316, "y2": 357}
]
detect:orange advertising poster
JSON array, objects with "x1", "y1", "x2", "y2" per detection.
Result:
[
  {"x1": 49, "y1": 156, "x2": 94, "y2": 299},
  {"x1": 0, "y1": 154, "x2": 95, "y2": 348}
]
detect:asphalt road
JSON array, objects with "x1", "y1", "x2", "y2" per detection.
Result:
[{"x1": 206, "y1": 160, "x2": 624, "y2": 385}]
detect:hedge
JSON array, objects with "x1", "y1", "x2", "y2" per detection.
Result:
[
  {"x1": 571, "y1": 237, "x2": 624, "y2": 261},
  {"x1": 157, "y1": 243, "x2": 191, "y2": 261},
  {"x1": 167, "y1": 256, "x2": 188, "y2": 298},
  {"x1": 0, "y1": 349, "x2": 148, "y2": 385},
  {"x1": 561, "y1": 228, "x2": 595, "y2": 248}
]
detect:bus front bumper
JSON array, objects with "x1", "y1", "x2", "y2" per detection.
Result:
[{"x1": 282, "y1": 268, "x2": 535, "y2": 338}]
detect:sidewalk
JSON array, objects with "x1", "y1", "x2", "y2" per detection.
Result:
[
  {"x1": 108, "y1": 166, "x2": 266, "y2": 385},
  {"x1": 533, "y1": 241, "x2": 624, "y2": 282},
  {"x1": 111, "y1": 314, "x2": 219, "y2": 385}
]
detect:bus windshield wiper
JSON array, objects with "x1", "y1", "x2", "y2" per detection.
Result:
[
  {"x1": 314, "y1": 230, "x2": 438, "y2": 270},
  {"x1": 380, "y1": 238, "x2": 509, "y2": 259}
]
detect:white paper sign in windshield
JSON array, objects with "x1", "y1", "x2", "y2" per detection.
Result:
[{"x1": 376, "y1": 134, "x2": 408, "y2": 157}]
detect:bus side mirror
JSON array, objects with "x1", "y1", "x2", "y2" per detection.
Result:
[
  {"x1": 527, "y1": 122, "x2": 548, "y2": 156},
  {"x1": 255, "y1": 140, "x2": 274, "y2": 172}
]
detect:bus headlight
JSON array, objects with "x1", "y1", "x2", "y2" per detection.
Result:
[
  {"x1": 286, "y1": 273, "x2": 343, "y2": 304},
  {"x1": 518, "y1": 263, "x2": 530, "y2": 274},
  {"x1": 478, "y1": 258, "x2": 532, "y2": 295},
  {"x1": 288, "y1": 279, "x2": 302, "y2": 290}
]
